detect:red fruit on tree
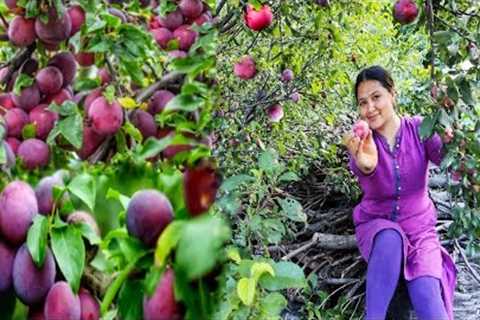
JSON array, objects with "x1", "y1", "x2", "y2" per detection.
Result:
[
  {"x1": 75, "y1": 52, "x2": 95, "y2": 67},
  {"x1": 157, "y1": 9, "x2": 184, "y2": 31},
  {"x1": 88, "y1": 97, "x2": 124, "y2": 135},
  {"x1": 143, "y1": 268, "x2": 182, "y2": 320},
  {"x1": 244, "y1": 4, "x2": 273, "y2": 31},
  {"x1": 35, "y1": 7, "x2": 72, "y2": 45},
  {"x1": 184, "y1": 163, "x2": 219, "y2": 216},
  {"x1": 352, "y1": 120, "x2": 369, "y2": 140},
  {"x1": 68, "y1": 5, "x2": 86, "y2": 36},
  {"x1": 179, "y1": 0, "x2": 203, "y2": 19},
  {"x1": 393, "y1": 0, "x2": 418, "y2": 25},
  {"x1": 234, "y1": 56, "x2": 256, "y2": 80},
  {"x1": 36, "y1": 66, "x2": 64, "y2": 94},
  {"x1": 173, "y1": 25, "x2": 198, "y2": 51},
  {"x1": 8, "y1": 16, "x2": 36, "y2": 47},
  {"x1": 151, "y1": 28, "x2": 174, "y2": 49},
  {"x1": 17, "y1": 139, "x2": 50, "y2": 170},
  {"x1": 126, "y1": 189, "x2": 174, "y2": 246}
]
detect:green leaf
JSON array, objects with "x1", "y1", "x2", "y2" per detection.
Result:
[
  {"x1": 74, "y1": 222, "x2": 101, "y2": 245},
  {"x1": 278, "y1": 172, "x2": 300, "y2": 182},
  {"x1": 250, "y1": 262, "x2": 275, "y2": 281},
  {"x1": 237, "y1": 277, "x2": 257, "y2": 306},
  {"x1": 68, "y1": 173, "x2": 96, "y2": 212},
  {"x1": 433, "y1": 31, "x2": 455, "y2": 45},
  {"x1": 164, "y1": 94, "x2": 205, "y2": 112},
  {"x1": 136, "y1": 135, "x2": 174, "y2": 160},
  {"x1": 106, "y1": 188, "x2": 130, "y2": 211},
  {"x1": 118, "y1": 279, "x2": 144, "y2": 320},
  {"x1": 219, "y1": 174, "x2": 255, "y2": 193},
  {"x1": 58, "y1": 114, "x2": 83, "y2": 149},
  {"x1": 258, "y1": 148, "x2": 281, "y2": 173},
  {"x1": 176, "y1": 215, "x2": 231, "y2": 280},
  {"x1": 0, "y1": 143, "x2": 6, "y2": 166},
  {"x1": 278, "y1": 198, "x2": 306, "y2": 223},
  {"x1": 26, "y1": 215, "x2": 49, "y2": 268},
  {"x1": 22, "y1": 123, "x2": 36, "y2": 140},
  {"x1": 261, "y1": 292, "x2": 287, "y2": 317},
  {"x1": 259, "y1": 261, "x2": 306, "y2": 291},
  {"x1": 419, "y1": 113, "x2": 438, "y2": 140},
  {"x1": 51, "y1": 225, "x2": 85, "y2": 293},
  {"x1": 154, "y1": 221, "x2": 186, "y2": 267},
  {"x1": 13, "y1": 73, "x2": 34, "y2": 96}
]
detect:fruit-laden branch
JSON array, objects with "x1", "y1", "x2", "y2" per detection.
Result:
[
  {"x1": 135, "y1": 71, "x2": 184, "y2": 103},
  {"x1": 0, "y1": 43, "x2": 36, "y2": 85},
  {"x1": 434, "y1": 13, "x2": 477, "y2": 45},
  {"x1": 426, "y1": 0, "x2": 435, "y2": 81},
  {"x1": 438, "y1": 4, "x2": 480, "y2": 19}
]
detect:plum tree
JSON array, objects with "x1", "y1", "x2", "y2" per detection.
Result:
[
  {"x1": 0, "y1": 240, "x2": 15, "y2": 292},
  {"x1": 0, "y1": 181, "x2": 38, "y2": 245},
  {"x1": 126, "y1": 190, "x2": 174, "y2": 246},
  {"x1": 143, "y1": 268, "x2": 181, "y2": 320},
  {"x1": 17, "y1": 138, "x2": 50, "y2": 170},
  {"x1": 78, "y1": 287, "x2": 100, "y2": 320},
  {"x1": 7, "y1": 16, "x2": 36, "y2": 47},
  {"x1": 44, "y1": 281, "x2": 81, "y2": 320},
  {"x1": 12, "y1": 245, "x2": 56, "y2": 306},
  {"x1": 88, "y1": 97, "x2": 123, "y2": 135}
]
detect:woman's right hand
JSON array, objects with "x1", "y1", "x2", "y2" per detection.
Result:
[{"x1": 343, "y1": 129, "x2": 378, "y2": 174}]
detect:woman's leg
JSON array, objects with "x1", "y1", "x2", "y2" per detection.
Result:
[
  {"x1": 406, "y1": 276, "x2": 448, "y2": 320},
  {"x1": 365, "y1": 228, "x2": 403, "y2": 320}
]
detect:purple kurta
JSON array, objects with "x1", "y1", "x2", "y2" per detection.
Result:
[{"x1": 349, "y1": 116, "x2": 457, "y2": 320}]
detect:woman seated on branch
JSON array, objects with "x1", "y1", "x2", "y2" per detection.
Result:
[{"x1": 343, "y1": 65, "x2": 457, "y2": 320}]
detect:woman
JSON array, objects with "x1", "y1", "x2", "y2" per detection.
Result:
[{"x1": 343, "y1": 66, "x2": 457, "y2": 320}]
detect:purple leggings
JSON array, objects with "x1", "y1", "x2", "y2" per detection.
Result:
[{"x1": 365, "y1": 229, "x2": 448, "y2": 320}]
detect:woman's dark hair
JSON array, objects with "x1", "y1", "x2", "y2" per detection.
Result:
[{"x1": 354, "y1": 66, "x2": 395, "y2": 102}]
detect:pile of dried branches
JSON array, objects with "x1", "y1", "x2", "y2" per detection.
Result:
[{"x1": 273, "y1": 163, "x2": 480, "y2": 319}]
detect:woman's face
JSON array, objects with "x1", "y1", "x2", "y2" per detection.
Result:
[{"x1": 356, "y1": 80, "x2": 396, "y2": 131}]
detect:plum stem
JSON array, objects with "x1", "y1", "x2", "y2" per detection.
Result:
[{"x1": 100, "y1": 257, "x2": 140, "y2": 315}]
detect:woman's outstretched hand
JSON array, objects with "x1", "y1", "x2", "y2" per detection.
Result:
[{"x1": 343, "y1": 128, "x2": 378, "y2": 175}]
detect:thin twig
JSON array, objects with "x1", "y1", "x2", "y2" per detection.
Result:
[{"x1": 454, "y1": 239, "x2": 480, "y2": 284}]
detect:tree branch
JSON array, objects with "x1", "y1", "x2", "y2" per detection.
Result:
[{"x1": 135, "y1": 71, "x2": 184, "y2": 104}]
